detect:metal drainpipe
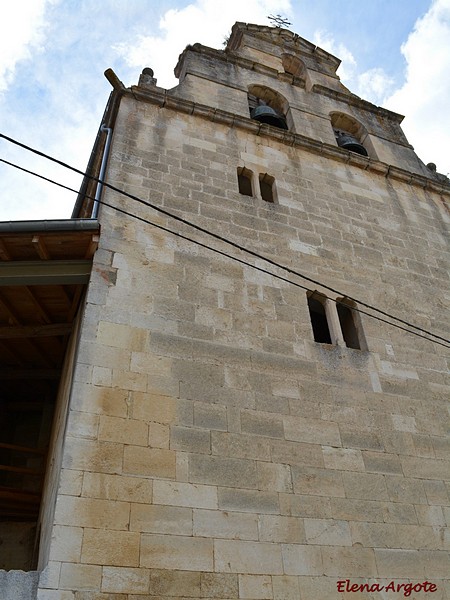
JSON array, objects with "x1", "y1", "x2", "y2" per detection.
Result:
[{"x1": 92, "y1": 124, "x2": 113, "y2": 218}]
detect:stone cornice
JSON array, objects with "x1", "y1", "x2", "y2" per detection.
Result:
[
  {"x1": 128, "y1": 85, "x2": 450, "y2": 198},
  {"x1": 312, "y1": 84, "x2": 405, "y2": 124},
  {"x1": 228, "y1": 22, "x2": 342, "y2": 72},
  {"x1": 175, "y1": 43, "x2": 293, "y2": 82},
  {"x1": 175, "y1": 43, "x2": 404, "y2": 126}
]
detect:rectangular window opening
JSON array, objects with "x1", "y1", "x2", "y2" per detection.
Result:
[
  {"x1": 337, "y1": 302, "x2": 361, "y2": 349},
  {"x1": 259, "y1": 173, "x2": 275, "y2": 203},
  {"x1": 307, "y1": 294, "x2": 332, "y2": 344},
  {"x1": 237, "y1": 167, "x2": 253, "y2": 196}
]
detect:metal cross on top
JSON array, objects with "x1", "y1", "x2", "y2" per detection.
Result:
[{"x1": 268, "y1": 14, "x2": 292, "y2": 28}]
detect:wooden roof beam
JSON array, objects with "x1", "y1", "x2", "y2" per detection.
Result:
[
  {"x1": 85, "y1": 233, "x2": 100, "y2": 259},
  {"x1": 0, "y1": 368, "x2": 61, "y2": 380},
  {"x1": 0, "y1": 338, "x2": 26, "y2": 365},
  {"x1": 0, "y1": 323, "x2": 73, "y2": 339},
  {"x1": 0, "y1": 292, "x2": 21, "y2": 325},
  {"x1": 0, "y1": 239, "x2": 12, "y2": 260},
  {"x1": 32, "y1": 235, "x2": 50, "y2": 260},
  {"x1": 0, "y1": 259, "x2": 93, "y2": 285},
  {"x1": 23, "y1": 287, "x2": 51, "y2": 324}
]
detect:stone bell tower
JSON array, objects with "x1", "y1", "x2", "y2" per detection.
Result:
[{"x1": 5, "y1": 21, "x2": 447, "y2": 600}]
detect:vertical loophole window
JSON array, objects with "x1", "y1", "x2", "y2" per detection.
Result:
[
  {"x1": 336, "y1": 300, "x2": 364, "y2": 350},
  {"x1": 307, "y1": 294, "x2": 332, "y2": 344},
  {"x1": 237, "y1": 167, "x2": 253, "y2": 197},
  {"x1": 259, "y1": 173, "x2": 275, "y2": 203}
]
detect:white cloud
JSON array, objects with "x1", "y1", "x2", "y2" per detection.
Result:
[
  {"x1": 312, "y1": 31, "x2": 357, "y2": 82},
  {"x1": 313, "y1": 3, "x2": 450, "y2": 175},
  {"x1": 384, "y1": 0, "x2": 450, "y2": 173},
  {"x1": 312, "y1": 31, "x2": 394, "y2": 105},
  {"x1": 0, "y1": 0, "x2": 54, "y2": 93},
  {"x1": 356, "y1": 68, "x2": 395, "y2": 104},
  {"x1": 114, "y1": 0, "x2": 292, "y2": 89}
]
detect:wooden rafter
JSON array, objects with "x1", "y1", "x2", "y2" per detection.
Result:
[
  {"x1": 32, "y1": 235, "x2": 50, "y2": 260},
  {"x1": 59, "y1": 284, "x2": 73, "y2": 308},
  {"x1": 0, "y1": 291, "x2": 21, "y2": 325},
  {"x1": 0, "y1": 238, "x2": 12, "y2": 260},
  {"x1": 85, "y1": 234, "x2": 100, "y2": 259},
  {"x1": 0, "y1": 323, "x2": 72, "y2": 339},
  {"x1": 23, "y1": 287, "x2": 52, "y2": 324},
  {"x1": 0, "y1": 368, "x2": 61, "y2": 380},
  {"x1": 67, "y1": 284, "x2": 84, "y2": 322},
  {"x1": 0, "y1": 339, "x2": 26, "y2": 366},
  {"x1": 0, "y1": 442, "x2": 46, "y2": 455}
]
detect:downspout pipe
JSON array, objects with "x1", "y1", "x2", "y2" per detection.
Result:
[
  {"x1": 92, "y1": 124, "x2": 112, "y2": 219},
  {"x1": 72, "y1": 69, "x2": 125, "y2": 219}
]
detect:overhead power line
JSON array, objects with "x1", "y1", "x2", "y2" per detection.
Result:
[
  {"x1": 0, "y1": 133, "x2": 449, "y2": 349},
  {"x1": 3, "y1": 156, "x2": 448, "y2": 350},
  {"x1": 2, "y1": 154, "x2": 449, "y2": 349}
]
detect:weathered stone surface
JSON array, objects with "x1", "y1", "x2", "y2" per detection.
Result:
[
  {"x1": 35, "y1": 19, "x2": 450, "y2": 600},
  {"x1": 0, "y1": 570, "x2": 39, "y2": 600},
  {"x1": 214, "y1": 540, "x2": 283, "y2": 574},
  {"x1": 140, "y1": 534, "x2": 214, "y2": 571}
]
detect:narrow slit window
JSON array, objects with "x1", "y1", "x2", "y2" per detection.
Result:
[
  {"x1": 337, "y1": 302, "x2": 361, "y2": 349},
  {"x1": 307, "y1": 295, "x2": 332, "y2": 344},
  {"x1": 259, "y1": 173, "x2": 275, "y2": 203},
  {"x1": 237, "y1": 167, "x2": 253, "y2": 196}
]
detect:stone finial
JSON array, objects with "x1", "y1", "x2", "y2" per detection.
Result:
[{"x1": 138, "y1": 67, "x2": 157, "y2": 88}]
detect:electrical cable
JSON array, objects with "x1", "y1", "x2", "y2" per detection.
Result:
[
  {"x1": 1, "y1": 155, "x2": 449, "y2": 349},
  {"x1": 2, "y1": 131, "x2": 448, "y2": 344}
]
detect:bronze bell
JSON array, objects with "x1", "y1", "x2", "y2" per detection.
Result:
[
  {"x1": 336, "y1": 133, "x2": 368, "y2": 156},
  {"x1": 250, "y1": 105, "x2": 288, "y2": 130}
]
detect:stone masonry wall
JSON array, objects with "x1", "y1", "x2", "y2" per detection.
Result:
[{"x1": 37, "y1": 94, "x2": 450, "y2": 599}]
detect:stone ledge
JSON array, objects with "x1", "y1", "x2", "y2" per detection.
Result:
[{"x1": 128, "y1": 86, "x2": 450, "y2": 198}]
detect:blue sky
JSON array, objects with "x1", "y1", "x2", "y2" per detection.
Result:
[{"x1": 0, "y1": 0, "x2": 449, "y2": 221}]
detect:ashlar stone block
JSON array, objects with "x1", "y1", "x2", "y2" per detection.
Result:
[
  {"x1": 81, "y1": 529, "x2": 140, "y2": 567},
  {"x1": 304, "y1": 518, "x2": 352, "y2": 546},
  {"x1": 283, "y1": 416, "x2": 341, "y2": 446},
  {"x1": 82, "y1": 472, "x2": 153, "y2": 503},
  {"x1": 321, "y1": 547, "x2": 377, "y2": 577},
  {"x1": 258, "y1": 515, "x2": 305, "y2": 544},
  {"x1": 59, "y1": 563, "x2": 102, "y2": 591},
  {"x1": 130, "y1": 503, "x2": 192, "y2": 535},
  {"x1": 54, "y1": 495, "x2": 130, "y2": 530},
  {"x1": 98, "y1": 415, "x2": 148, "y2": 446},
  {"x1": 281, "y1": 544, "x2": 323, "y2": 576},
  {"x1": 189, "y1": 454, "x2": 257, "y2": 489},
  {"x1": 140, "y1": 534, "x2": 214, "y2": 571},
  {"x1": 214, "y1": 539, "x2": 283, "y2": 574},
  {"x1": 239, "y1": 574, "x2": 273, "y2": 599},
  {"x1": 48, "y1": 525, "x2": 83, "y2": 563},
  {"x1": 153, "y1": 480, "x2": 218, "y2": 509},
  {"x1": 101, "y1": 567, "x2": 150, "y2": 594},
  {"x1": 131, "y1": 391, "x2": 177, "y2": 424},
  {"x1": 193, "y1": 508, "x2": 258, "y2": 540},
  {"x1": 200, "y1": 572, "x2": 239, "y2": 598},
  {"x1": 272, "y1": 575, "x2": 300, "y2": 600},
  {"x1": 123, "y1": 446, "x2": 176, "y2": 478},
  {"x1": 149, "y1": 569, "x2": 201, "y2": 597},
  {"x1": 62, "y1": 437, "x2": 123, "y2": 475}
]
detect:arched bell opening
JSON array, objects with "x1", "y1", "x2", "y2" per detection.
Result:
[
  {"x1": 330, "y1": 112, "x2": 371, "y2": 158},
  {"x1": 248, "y1": 85, "x2": 291, "y2": 131},
  {"x1": 281, "y1": 53, "x2": 306, "y2": 79}
]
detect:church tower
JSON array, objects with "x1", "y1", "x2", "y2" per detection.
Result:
[{"x1": 3, "y1": 22, "x2": 448, "y2": 600}]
